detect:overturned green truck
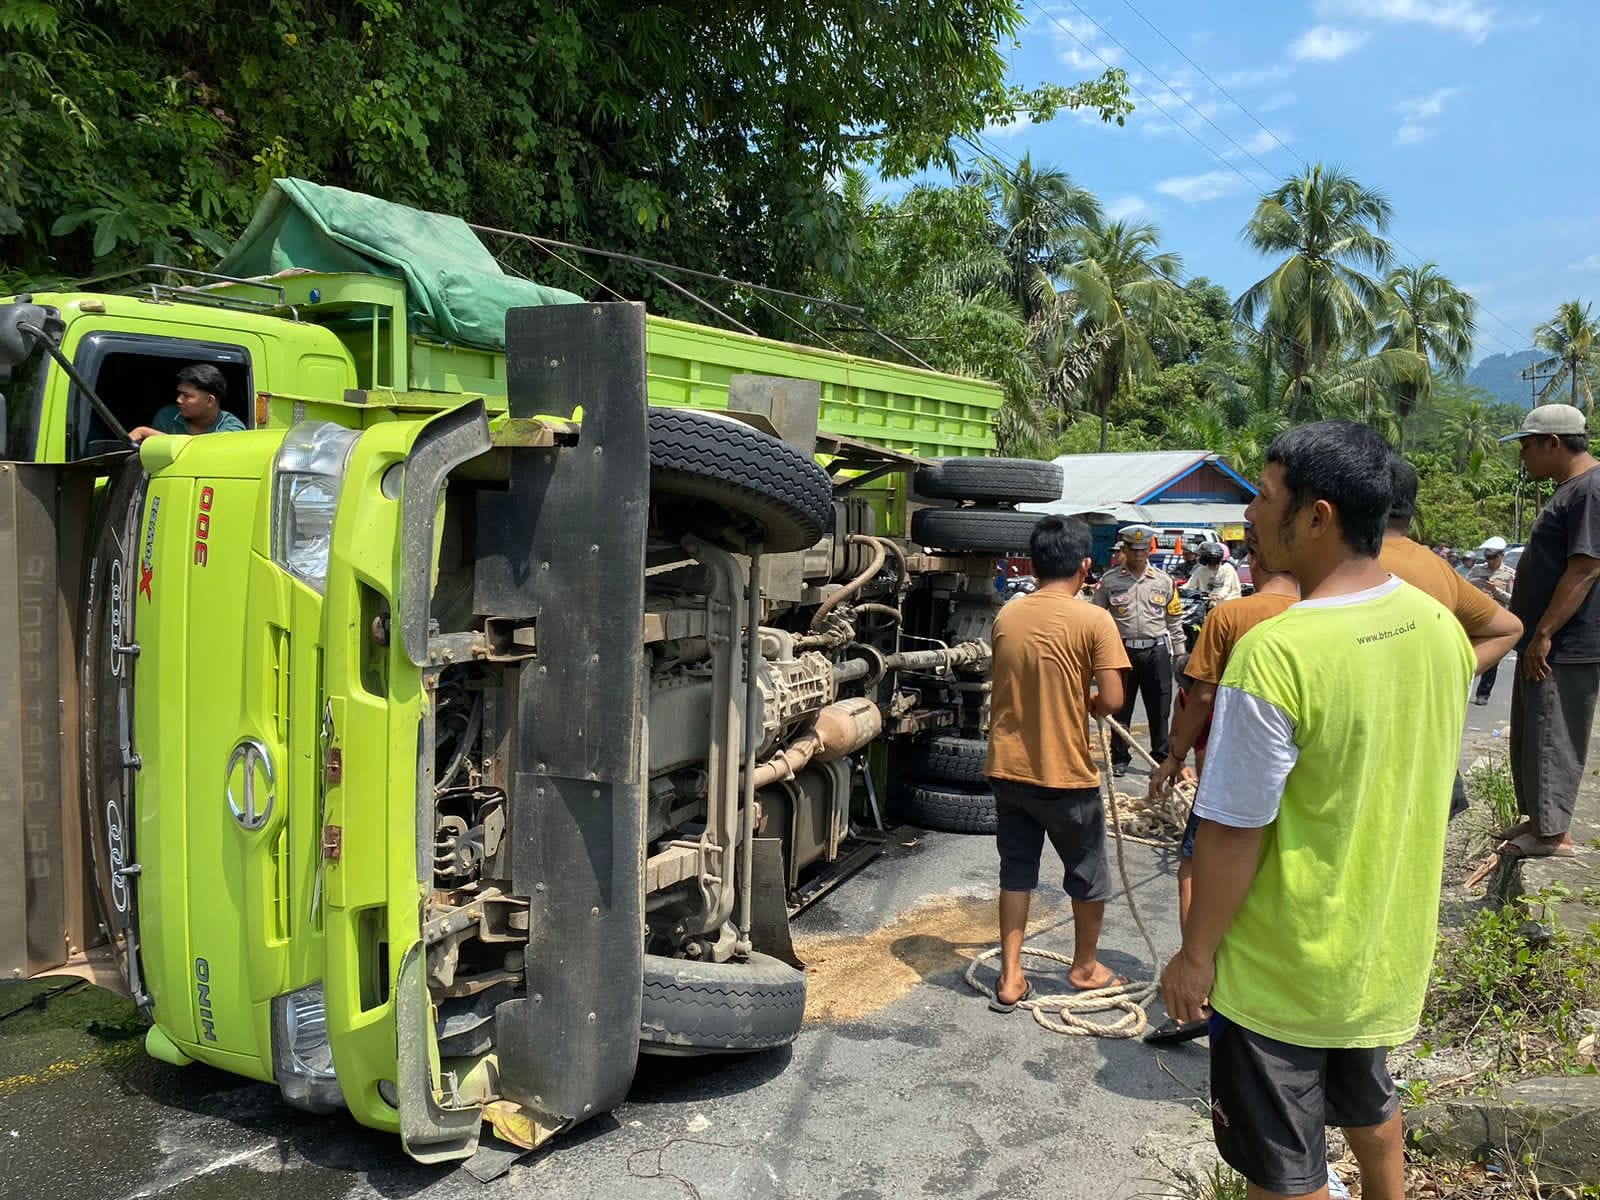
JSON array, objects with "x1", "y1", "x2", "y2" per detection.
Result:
[{"x1": 0, "y1": 179, "x2": 1064, "y2": 1165}]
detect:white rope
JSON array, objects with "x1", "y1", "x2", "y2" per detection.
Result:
[{"x1": 964, "y1": 718, "x2": 1185, "y2": 1038}]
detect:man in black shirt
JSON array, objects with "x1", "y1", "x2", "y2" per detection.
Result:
[{"x1": 1500, "y1": 404, "x2": 1600, "y2": 859}]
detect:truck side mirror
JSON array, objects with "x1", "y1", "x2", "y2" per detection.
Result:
[{"x1": 0, "y1": 303, "x2": 52, "y2": 367}]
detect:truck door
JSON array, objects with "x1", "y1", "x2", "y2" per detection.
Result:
[{"x1": 62, "y1": 330, "x2": 261, "y2": 459}]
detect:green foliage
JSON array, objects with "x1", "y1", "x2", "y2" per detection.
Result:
[
  {"x1": 1425, "y1": 891, "x2": 1600, "y2": 1082},
  {"x1": 1, "y1": 0, "x2": 1130, "y2": 321},
  {"x1": 1531, "y1": 299, "x2": 1600, "y2": 411},
  {"x1": 1465, "y1": 755, "x2": 1521, "y2": 852}
]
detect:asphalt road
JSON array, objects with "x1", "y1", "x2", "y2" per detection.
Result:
[{"x1": 1, "y1": 677, "x2": 1515, "y2": 1200}]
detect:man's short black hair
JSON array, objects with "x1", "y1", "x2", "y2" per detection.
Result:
[
  {"x1": 1030, "y1": 514, "x2": 1092, "y2": 581},
  {"x1": 1265, "y1": 420, "x2": 1393, "y2": 557},
  {"x1": 1560, "y1": 433, "x2": 1590, "y2": 454},
  {"x1": 176, "y1": 362, "x2": 227, "y2": 403},
  {"x1": 1387, "y1": 456, "x2": 1418, "y2": 522}
]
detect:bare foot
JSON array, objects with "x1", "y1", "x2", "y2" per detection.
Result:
[
  {"x1": 1496, "y1": 831, "x2": 1576, "y2": 859},
  {"x1": 995, "y1": 976, "x2": 1030, "y2": 1006},
  {"x1": 1067, "y1": 962, "x2": 1127, "y2": 991}
]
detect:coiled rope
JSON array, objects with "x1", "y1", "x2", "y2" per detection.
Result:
[{"x1": 963, "y1": 716, "x2": 1186, "y2": 1038}]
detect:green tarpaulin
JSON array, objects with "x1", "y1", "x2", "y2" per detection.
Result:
[{"x1": 215, "y1": 178, "x2": 581, "y2": 350}]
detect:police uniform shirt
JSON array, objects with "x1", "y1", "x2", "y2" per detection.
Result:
[{"x1": 1092, "y1": 565, "x2": 1185, "y2": 644}]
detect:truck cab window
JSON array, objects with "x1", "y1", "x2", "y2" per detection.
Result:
[{"x1": 69, "y1": 334, "x2": 252, "y2": 458}]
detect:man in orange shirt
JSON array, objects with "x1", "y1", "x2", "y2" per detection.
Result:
[
  {"x1": 1380, "y1": 459, "x2": 1522, "y2": 675},
  {"x1": 985, "y1": 515, "x2": 1128, "y2": 1011},
  {"x1": 1381, "y1": 459, "x2": 1523, "y2": 819},
  {"x1": 1150, "y1": 542, "x2": 1299, "y2": 927}
]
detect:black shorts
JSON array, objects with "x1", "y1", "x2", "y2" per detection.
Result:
[
  {"x1": 1208, "y1": 1012, "x2": 1398, "y2": 1195},
  {"x1": 989, "y1": 778, "x2": 1112, "y2": 902}
]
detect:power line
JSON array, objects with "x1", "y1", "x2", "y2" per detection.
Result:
[
  {"x1": 1022, "y1": 0, "x2": 1268, "y2": 198},
  {"x1": 1046, "y1": 0, "x2": 1285, "y2": 180},
  {"x1": 1116, "y1": 0, "x2": 1304, "y2": 168},
  {"x1": 1083, "y1": 0, "x2": 1533, "y2": 356}
]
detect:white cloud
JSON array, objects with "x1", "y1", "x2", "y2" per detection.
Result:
[
  {"x1": 1155, "y1": 171, "x2": 1249, "y2": 203},
  {"x1": 1459, "y1": 281, "x2": 1493, "y2": 295},
  {"x1": 1313, "y1": 0, "x2": 1496, "y2": 43},
  {"x1": 982, "y1": 113, "x2": 1037, "y2": 140},
  {"x1": 1034, "y1": 11, "x2": 1123, "y2": 71},
  {"x1": 1222, "y1": 127, "x2": 1291, "y2": 160},
  {"x1": 1288, "y1": 25, "x2": 1370, "y2": 60},
  {"x1": 1569, "y1": 256, "x2": 1600, "y2": 272},
  {"x1": 1105, "y1": 195, "x2": 1150, "y2": 221},
  {"x1": 1259, "y1": 91, "x2": 1298, "y2": 113},
  {"x1": 1393, "y1": 86, "x2": 1460, "y2": 144}
]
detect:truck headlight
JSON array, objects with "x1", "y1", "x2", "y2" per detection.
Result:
[
  {"x1": 271, "y1": 422, "x2": 360, "y2": 592},
  {"x1": 271, "y1": 982, "x2": 345, "y2": 1113}
]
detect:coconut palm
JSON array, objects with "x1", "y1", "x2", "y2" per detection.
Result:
[
  {"x1": 975, "y1": 154, "x2": 1102, "y2": 321},
  {"x1": 1375, "y1": 263, "x2": 1476, "y2": 435},
  {"x1": 1531, "y1": 299, "x2": 1600, "y2": 412},
  {"x1": 1237, "y1": 164, "x2": 1394, "y2": 418},
  {"x1": 1060, "y1": 219, "x2": 1185, "y2": 451}
]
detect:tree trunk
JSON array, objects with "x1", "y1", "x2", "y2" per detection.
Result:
[{"x1": 1098, "y1": 390, "x2": 1109, "y2": 452}]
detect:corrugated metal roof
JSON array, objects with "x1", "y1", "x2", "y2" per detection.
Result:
[
  {"x1": 1048, "y1": 451, "x2": 1209, "y2": 504},
  {"x1": 1135, "y1": 501, "x2": 1251, "y2": 526}
]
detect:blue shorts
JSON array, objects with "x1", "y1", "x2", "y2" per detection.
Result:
[{"x1": 1180, "y1": 810, "x2": 1202, "y2": 860}]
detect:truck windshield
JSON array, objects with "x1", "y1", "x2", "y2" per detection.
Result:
[{"x1": 0, "y1": 347, "x2": 48, "y2": 462}]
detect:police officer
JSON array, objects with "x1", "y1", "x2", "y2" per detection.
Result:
[{"x1": 1093, "y1": 524, "x2": 1185, "y2": 777}]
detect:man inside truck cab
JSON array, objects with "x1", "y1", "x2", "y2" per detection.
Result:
[{"x1": 127, "y1": 364, "x2": 245, "y2": 442}]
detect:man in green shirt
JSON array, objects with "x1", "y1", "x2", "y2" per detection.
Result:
[
  {"x1": 128, "y1": 363, "x2": 246, "y2": 442},
  {"x1": 1162, "y1": 421, "x2": 1472, "y2": 1200}
]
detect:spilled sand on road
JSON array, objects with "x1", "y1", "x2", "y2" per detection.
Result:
[{"x1": 792, "y1": 893, "x2": 1069, "y2": 1023}]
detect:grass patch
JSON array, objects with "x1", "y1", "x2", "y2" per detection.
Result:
[
  {"x1": 1464, "y1": 755, "x2": 1519, "y2": 855},
  {"x1": 1422, "y1": 888, "x2": 1600, "y2": 1084}
]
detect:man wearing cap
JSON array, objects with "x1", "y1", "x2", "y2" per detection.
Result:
[
  {"x1": 1187, "y1": 542, "x2": 1243, "y2": 603},
  {"x1": 1498, "y1": 404, "x2": 1600, "y2": 859},
  {"x1": 1467, "y1": 537, "x2": 1517, "y2": 705},
  {"x1": 1093, "y1": 524, "x2": 1185, "y2": 777}
]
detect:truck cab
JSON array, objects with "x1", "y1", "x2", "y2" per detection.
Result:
[{"x1": 3, "y1": 180, "x2": 1045, "y2": 1168}]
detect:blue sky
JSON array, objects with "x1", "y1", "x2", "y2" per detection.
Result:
[{"x1": 940, "y1": 0, "x2": 1598, "y2": 362}]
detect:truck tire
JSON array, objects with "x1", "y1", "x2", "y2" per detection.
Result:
[
  {"x1": 914, "y1": 457, "x2": 1064, "y2": 504},
  {"x1": 912, "y1": 506, "x2": 1039, "y2": 554},
  {"x1": 898, "y1": 782, "x2": 999, "y2": 835},
  {"x1": 912, "y1": 733, "x2": 990, "y2": 786},
  {"x1": 639, "y1": 952, "x2": 807, "y2": 1055},
  {"x1": 649, "y1": 408, "x2": 834, "y2": 554},
  {"x1": 79, "y1": 455, "x2": 150, "y2": 1009}
]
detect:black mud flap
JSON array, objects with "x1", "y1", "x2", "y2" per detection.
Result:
[
  {"x1": 477, "y1": 304, "x2": 650, "y2": 1129},
  {"x1": 748, "y1": 838, "x2": 800, "y2": 969}
]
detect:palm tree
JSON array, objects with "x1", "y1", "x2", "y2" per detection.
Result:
[
  {"x1": 1375, "y1": 263, "x2": 1476, "y2": 437},
  {"x1": 1531, "y1": 299, "x2": 1600, "y2": 412},
  {"x1": 975, "y1": 154, "x2": 1102, "y2": 321},
  {"x1": 1061, "y1": 219, "x2": 1185, "y2": 451},
  {"x1": 1237, "y1": 164, "x2": 1394, "y2": 419}
]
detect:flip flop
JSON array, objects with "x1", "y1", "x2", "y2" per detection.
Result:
[
  {"x1": 1496, "y1": 832, "x2": 1576, "y2": 860},
  {"x1": 1142, "y1": 1017, "x2": 1210, "y2": 1045},
  {"x1": 1492, "y1": 819, "x2": 1533, "y2": 843},
  {"x1": 1069, "y1": 971, "x2": 1130, "y2": 993},
  {"x1": 988, "y1": 981, "x2": 1033, "y2": 1014}
]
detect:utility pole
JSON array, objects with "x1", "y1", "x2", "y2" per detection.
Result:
[{"x1": 1517, "y1": 366, "x2": 1561, "y2": 535}]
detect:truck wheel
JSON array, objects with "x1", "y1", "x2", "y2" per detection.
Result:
[
  {"x1": 79, "y1": 456, "x2": 150, "y2": 1009},
  {"x1": 912, "y1": 507, "x2": 1039, "y2": 554},
  {"x1": 639, "y1": 952, "x2": 807, "y2": 1055},
  {"x1": 898, "y1": 782, "x2": 998, "y2": 834},
  {"x1": 912, "y1": 733, "x2": 990, "y2": 786},
  {"x1": 649, "y1": 408, "x2": 834, "y2": 554},
  {"x1": 913, "y1": 457, "x2": 1063, "y2": 504}
]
